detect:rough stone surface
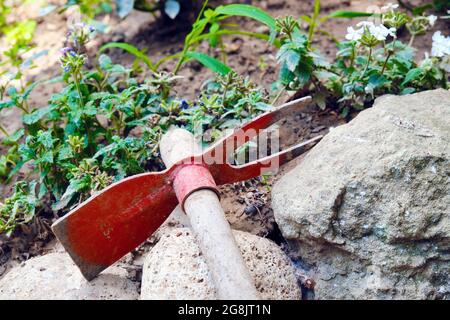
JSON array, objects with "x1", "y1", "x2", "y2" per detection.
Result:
[
  {"x1": 141, "y1": 228, "x2": 301, "y2": 300},
  {"x1": 272, "y1": 89, "x2": 450, "y2": 300},
  {"x1": 0, "y1": 251, "x2": 139, "y2": 299}
]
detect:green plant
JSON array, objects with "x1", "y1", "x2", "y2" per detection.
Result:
[
  {"x1": 100, "y1": 2, "x2": 278, "y2": 75},
  {"x1": 184, "y1": 72, "x2": 271, "y2": 137},
  {"x1": 299, "y1": 0, "x2": 376, "y2": 44},
  {"x1": 0, "y1": 181, "x2": 38, "y2": 236},
  {"x1": 273, "y1": 3, "x2": 448, "y2": 115},
  {"x1": 0, "y1": 19, "x2": 270, "y2": 236},
  {"x1": 63, "y1": 0, "x2": 113, "y2": 18}
]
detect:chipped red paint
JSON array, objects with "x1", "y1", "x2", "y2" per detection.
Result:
[{"x1": 52, "y1": 96, "x2": 321, "y2": 280}]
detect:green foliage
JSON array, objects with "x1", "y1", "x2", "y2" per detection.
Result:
[
  {"x1": 275, "y1": 24, "x2": 314, "y2": 91},
  {"x1": 63, "y1": 0, "x2": 113, "y2": 18},
  {"x1": 299, "y1": 0, "x2": 377, "y2": 43},
  {"x1": 0, "y1": 20, "x2": 270, "y2": 236},
  {"x1": 0, "y1": 181, "x2": 38, "y2": 237},
  {"x1": 0, "y1": 0, "x2": 448, "y2": 238},
  {"x1": 273, "y1": 3, "x2": 449, "y2": 115},
  {"x1": 100, "y1": 2, "x2": 279, "y2": 75},
  {"x1": 184, "y1": 72, "x2": 271, "y2": 136}
]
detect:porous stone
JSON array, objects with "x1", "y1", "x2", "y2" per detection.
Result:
[
  {"x1": 0, "y1": 251, "x2": 139, "y2": 300},
  {"x1": 141, "y1": 228, "x2": 301, "y2": 300},
  {"x1": 272, "y1": 89, "x2": 450, "y2": 299}
]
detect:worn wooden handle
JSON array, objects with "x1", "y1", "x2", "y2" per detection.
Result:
[{"x1": 160, "y1": 127, "x2": 260, "y2": 300}]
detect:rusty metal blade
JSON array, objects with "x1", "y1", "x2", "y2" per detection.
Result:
[
  {"x1": 209, "y1": 135, "x2": 323, "y2": 185},
  {"x1": 51, "y1": 170, "x2": 178, "y2": 280},
  {"x1": 200, "y1": 96, "x2": 312, "y2": 164}
]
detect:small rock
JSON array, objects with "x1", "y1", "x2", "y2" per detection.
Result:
[
  {"x1": 141, "y1": 228, "x2": 301, "y2": 300},
  {"x1": 0, "y1": 252, "x2": 139, "y2": 300}
]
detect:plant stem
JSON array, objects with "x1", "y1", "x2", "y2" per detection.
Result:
[
  {"x1": 381, "y1": 40, "x2": 396, "y2": 75},
  {"x1": 408, "y1": 34, "x2": 415, "y2": 47},
  {"x1": 16, "y1": 104, "x2": 29, "y2": 114},
  {"x1": 361, "y1": 47, "x2": 373, "y2": 79},
  {"x1": 381, "y1": 52, "x2": 391, "y2": 75},
  {"x1": 271, "y1": 87, "x2": 285, "y2": 105},
  {"x1": 173, "y1": 0, "x2": 209, "y2": 75},
  {"x1": 0, "y1": 123, "x2": 9, "y2": 137},
  {"x1": 73, "y1": 73, "x2": 84, "y2": 108}
]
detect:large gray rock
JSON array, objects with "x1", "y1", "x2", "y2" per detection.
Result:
[
  {"x1": 141, "y1": 228, "x2": 301, "y2": 300},
  {"x1": 0, "y1": 251, "x2": 139, "y2": 299},
  {"x1": 272, "y1": 89, "x2": 450, "y2": 299}
]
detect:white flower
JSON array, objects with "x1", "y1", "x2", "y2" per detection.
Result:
[
  {"x1": 372, "y1": 24, "x2": 397, "y2": 40},
  {"x1": 345, "y1": 26, "x2": 364, "y2": 41},
  {"x1": 428, "y1": 15, "x2": 438, "y2": 26},
  {"x1": 356, "y1": 21, "x2": 375, "y2": 29},
  {"x1": 353, "y1": 21, "x2": 396, "y2": 41},
  {"x1": 431, "y1": 31, "x2": 450, "y2": 57},
  {"x1": 381, "y1": 2, "x2": 399, "y2": 13}
]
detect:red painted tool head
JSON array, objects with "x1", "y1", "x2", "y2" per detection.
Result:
[{"x1": 52, "y1": 96, "x2": 322, "y2": 280}]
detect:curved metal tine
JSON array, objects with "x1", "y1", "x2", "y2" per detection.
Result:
[
  {"x1": 199, "y1": 96, "x2": 313, "y2": 166},
  {"x1": 213, "y1": 135, "x2": 323, "y2": 186}
]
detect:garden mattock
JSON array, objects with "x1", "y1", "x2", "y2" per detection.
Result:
[{"x1": 51, "y1": 96, "x2": 323, "y2": 299}]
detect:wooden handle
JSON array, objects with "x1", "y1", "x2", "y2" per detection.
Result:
[{"x1": 160, "y1": 127, "x2": 260, "y2": 300}]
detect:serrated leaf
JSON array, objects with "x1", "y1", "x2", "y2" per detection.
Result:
[
  {"x1": 23, "y1": 106, "x2": 51, "y2": 125},
  {"x1": 37, "y1": 131, "x2": 54, "y2": 149},
  {"x1": 52, "y1": 178, "x2": 88, "y2": 211},
  {"x1": 284, "y1": 50, "x2": 301, "y2": 72}
]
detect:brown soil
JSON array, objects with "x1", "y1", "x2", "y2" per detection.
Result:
[{"x1": 1, "y1": 0, "x2": 448, "y2": 295}]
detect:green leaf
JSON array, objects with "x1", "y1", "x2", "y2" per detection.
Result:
[
  {"x1": 3, "y1": 128, "x2": 24, "y2": 145},
  {"x1": 299, "y1": 15, "x2": 312, "y2": 24},
  {"x1": 23, "y1": 106, "x2": 51, "y2": 125},
  {"x1": 37, "y1": 130, "x2": 54, "y2": 149},
  {"x1": 215, "y1": 4, "x2": 276, "y2": 30},
  {"x1": 185, "y1": 51, "x2": 232, "y2": 75},
  {"x1": 402, "y1": 68, "x2": 423, "y2": 86},
  {"x1": 99, "y1": 42, "x2": 155, "y2": 71},
  {"x1": 412, "y1": 4, "x2": 433, "y2": 16},
  {"x1": 282, "y1": 49, "x2": 301, "y2": 72},
  {"x1": 314, "y1": 0, "x2": 321, "y2": 17},
  {"x1": 326, "y1": 10, "x2": 377, "y2": 20},
  {"x1": 52, "y1": 178, "x2": 88, "y2": 211},
  {"x1": 368, "y1": 74, "x2": 388, "y2": 88},
  {"x1": 98, "y1": 54, "x2": 112, "y2": 69},
  {"x1": 279, "y1": 64, "x2": 295, "y2": 85},
  {"x1": 36, "y1": 150, "x2": 53, "y2": 164},
  {"x1": 0, "y1": 100, "x2": 14, "y2": 110},
  {"x1": 400, "y1": 87, "x2": 416, "y2": 95}
]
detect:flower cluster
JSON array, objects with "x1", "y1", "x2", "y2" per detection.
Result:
[
  {"x1": 59, "y1": 46, "x2": 86, "y2": 74},
  {"x1": 346, "y1": 21, "x2": 396, "y2": 45},
  {"x1": 66, "y1": 22, "x2": 96, "y2": 51},
  {"x1": 60, "y1": 22, "x2": 95, "y2": 75},
  {"x1": 431, "y1": 31, "x2": 450, "y2": 58}
]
